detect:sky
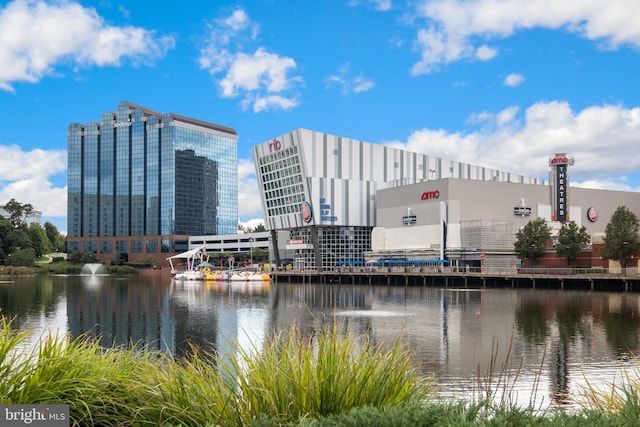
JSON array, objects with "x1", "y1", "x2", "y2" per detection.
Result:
[{"x1": 1, "y1": 0, "x2": 640, "y2": 234}]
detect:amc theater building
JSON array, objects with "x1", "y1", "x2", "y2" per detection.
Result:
[
  {"x1": 371, "y1": 155, "x2": 640, "y2": 271},
  {"x1": 251, "y1": 128, "x2": 543, "y2": 270}
]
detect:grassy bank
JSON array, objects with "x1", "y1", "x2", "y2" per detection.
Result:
[
  {"x1": 0, "y1": 263, "x2": 137, "y2": 276},
  {"x1": 1, "y1": 316, "x2": 639, "y2": 426}
]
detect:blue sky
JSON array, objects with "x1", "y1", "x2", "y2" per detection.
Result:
[{"x1": 1, "y1": 0, "x2": 640, "y2": 234}]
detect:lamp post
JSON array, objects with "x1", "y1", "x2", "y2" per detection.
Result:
[
  {"x1": 622, "y1": 241, "x2": 629, "y2": 273},
  {"x1": 249, "y1": 238, "x2": 254, "y2": 267}
]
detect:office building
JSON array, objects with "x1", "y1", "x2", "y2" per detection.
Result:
[
  {"x1": 251, "y1": 128, "x2": 543, "y2": 270},
  {"x1": 67, "y1": 101, "x2": 238, "y2": 264},
  {"x1": 0, "y1": 206, "x2": 42, "y2": 226}
]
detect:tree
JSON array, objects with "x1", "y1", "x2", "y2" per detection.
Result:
[
  {"x1": 7, "y1": 247, "x2": 36, "y2": 267},
  {"x1": 601, "y1": 206, "x2": 640, "y2": 268},
  {"x1": 0, "y1": 215, "x2": 9, "y2": 264},
  {"x1": 253, "y1": 223, "x2": 266, "y2": 232},
  {"x1": 555, "y1": 221, "x2": 590, "y2": 266},
  {"x1": 3, "y1": 198, "x2": 34, "y2": 229},
  {"x1": 28, "y1": 223, "x2": 52, "y2": 258},
  {"x1": 44, "y1": 221, "x2": 66, "y2": 253},
  {"x1": 514, "y1": 218, "x2": 551, "y2": 265}
]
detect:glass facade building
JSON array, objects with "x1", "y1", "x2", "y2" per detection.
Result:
[
  {"x1": 252, "y1": 129, "x2": 544, "y2": 271},
  {"x1": 67, "y1": 101, "x2": 238, "y2": 263}
]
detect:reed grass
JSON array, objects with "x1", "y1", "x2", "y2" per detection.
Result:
[
  {"x1": 8, "y1": 309, "x2": 640, "y2": 426},
  {"x1": 228, "y1": 321, "x2": 432, "y2": 425},
  {"x1": 576, "y1": 358, "x2": 640, "y2": 424},
  {"x1": 0, "y1": 316, "x2": 431, "y2": 426}
]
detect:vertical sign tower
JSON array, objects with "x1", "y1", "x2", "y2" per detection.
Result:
[{"x1": 549, "y1": 153, "x2": 574, "y2": 223}]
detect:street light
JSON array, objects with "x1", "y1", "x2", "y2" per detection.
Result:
[{"x1": 249, "y1": 238, "x2": 254, "y2": 267}]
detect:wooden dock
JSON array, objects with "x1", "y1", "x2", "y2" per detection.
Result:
[{"x1": 270, "y1": 268, "x2": 640, "y2": 292}]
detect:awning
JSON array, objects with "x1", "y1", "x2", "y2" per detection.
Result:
[{"x1": 166, "y1": 245, "x2": 207, "y2": 260}]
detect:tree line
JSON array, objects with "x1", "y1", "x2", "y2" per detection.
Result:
[
  {"x1": 0, "y1": 199, "x2": 66, "y2": 267},
  {"x1": 515, "y1": 206, "x2": 640, "y2": 267}
]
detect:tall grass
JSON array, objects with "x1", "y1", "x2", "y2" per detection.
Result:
[
  {"x1": 229, "y1": 321, "x2": 432, "y2": 425},
  {"x1": 576, "y1": 359, "x2": 640, "y2": 423},
  {"x1": 0, "y1": 316, "x2": 431, "y2": 426}
]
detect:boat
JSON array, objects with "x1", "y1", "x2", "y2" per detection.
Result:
[
  {"x1": 167, "y1": 246, "x2": 208, "y2": 280},
  {"x1": 228, "y1": 271, "x2": 271, "y2": 281},
  {"x1": 167, "y1": 246, "x2": 271, "y2": 282},
  {"x1": 174, "y1": 269, "x2": 204, "y2": 281}
]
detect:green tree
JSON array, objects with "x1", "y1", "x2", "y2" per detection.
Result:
[
  {"x1": 7, "y1": 247, "x2": 36, "y2": 267},
  {"x1": 555, "y1": 221, "x2": 590, "y2": 266},
  {"x1": 3, "y1": 198, "x2": 34, "y2": 229},
  {"x1": 252, "y1": 247, "x2": 269, "y2": 263},
  {"x1": 28, "y1": 223, "x2": 52, "y2": 258},
  {"x1": 253, "y1": 223, "x2": 266, "y2": 232},
  {"x1": 514, "y1": 218, "x2": 551, "y2": 265},
  {"x1": 44, "y1": 221, "x2": 66, "y2": 253},
  {"x1": 601, "y1": 206, "x2": 640, "y2": 268},
  {"x1": 0, "y1": 215, "x2": 9, "y2": 263}
]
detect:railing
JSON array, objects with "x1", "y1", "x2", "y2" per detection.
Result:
[{"x1": 276, "y1": 265, "x2": 640, "y2": 278}]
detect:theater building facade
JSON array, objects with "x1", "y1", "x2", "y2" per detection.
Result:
[{"x1": 251, "y1": 128, "x2": 544, "y2": 270}]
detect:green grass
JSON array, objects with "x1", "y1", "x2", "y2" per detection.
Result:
[
  {"x1": 4, "y1": 313, "x2": 640, "y2": 426},
  {"x1": 0, "y1": 317, "x2": 432, "y2": 426}
]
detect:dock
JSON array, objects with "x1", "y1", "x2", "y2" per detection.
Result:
[{"x1": 270, "y1": 267, "x2": 640, "y2": 292}]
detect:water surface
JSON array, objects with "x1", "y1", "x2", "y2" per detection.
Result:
[{"x1": 1, "y1": 273, "x2": 638, "y2": 410}]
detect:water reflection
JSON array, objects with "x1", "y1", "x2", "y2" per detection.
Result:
[{"x1": 1, "y1": 276, "x2": 640, "y2": 410}]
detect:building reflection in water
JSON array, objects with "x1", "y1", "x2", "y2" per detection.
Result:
[{"x1": 3, "y1": 276, "x2": 640, "y2": 410}]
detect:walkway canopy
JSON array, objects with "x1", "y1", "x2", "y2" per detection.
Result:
[{"x1": 167, "y1": 245, "x2": 207, "y2": 273}]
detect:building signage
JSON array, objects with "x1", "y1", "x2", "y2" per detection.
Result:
[
  {"x1": 402, "y1": 215, "x2": 417, "y2": 225},
  {"x1": 555, "y1": 164, "x2": 567, "y2": 222},
  {"x1": 113, "y1": 119, "x2": 132, "y2": 128},
  {"x1": 513, "y1": 206, "x2": 532, "y2": 217},
  {"x1": 420, "y1": 190, "x2": 440, "y2": 200},
  {"x1": 587, "y1": 207, "x2": 599, "y2": 222},
  {"x1": 514, "y1": 198, "x2": 531, "y2": 217},
  {"x1": 549, "y1": 156, "x2": 571, "y2": 165},
  {"x1": 300, "y1": 201, "x2": 313, "y2": 223},
  {"x1": 549, "y1": 153, "x2": 574, "y2": 223},
  {"x1": 319, "y1": 198, "x2": 338, "y2": 222},
  {"x1": 289, "y1": 239, "x2": 304, "y2": 244},
  {"x1": 268, "y1": 139, "x2": 282, "y2": 152}
]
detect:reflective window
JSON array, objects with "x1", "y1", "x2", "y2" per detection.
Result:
[{"x1": 67, "y1": 102, "x2": 238, "y2": 256}]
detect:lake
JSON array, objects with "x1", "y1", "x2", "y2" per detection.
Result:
[{"x1": 1, "y1": 272, "x2": 639, "y2": 411}]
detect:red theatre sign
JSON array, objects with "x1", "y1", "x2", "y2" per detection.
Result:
[{"x1": 420, "y1": 190, "x2": 440, "y2": 200}]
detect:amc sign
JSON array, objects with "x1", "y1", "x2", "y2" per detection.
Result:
[
  {"x1": 420, "y1": 190, "x2": 440, "y2": 200},
  {"x1": 549, "y1": 155, "x2": 575, "y2": 166}
]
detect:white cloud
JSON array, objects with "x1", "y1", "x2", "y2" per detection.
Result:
[
  {"x1": 0, "y1": 145, "x2": 67, "y2": 217},
  {"x1": 504, "y1": 72, "x2": 525, "y2": 87},
  {"x1": 411, "y1": 0, "x2": 640, "y2": 74},
  {"x1": 384, "y1": 101, "x2": 640, "y2": 189},
  {"x1": 199, "y1": 8, "x2": 301, "y2": 113},
  {"x1": 0, "y1": 0, "x2": 175, "y2": 91},
  {"x1": 218, "y1": 48, "x2": 298, "y2": 97},
  {"x1": 253, "y1": 94, "x2": 299, "y2": 113},
  {"x1": 325, "y1": 64, "x2": 375, "y2": 94},
  {"x1": 237, "y1": 157, "x2": 263, "y2": 222},
  {"x1": 348, "y1": 0, "x2": 393, "y2": 11},
  {"x1": 475, "y1": 45, "x2": 498, "y2": 61},
  {"x1": 372, "y1": 0, "x2": 392, "y2": 11}
]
